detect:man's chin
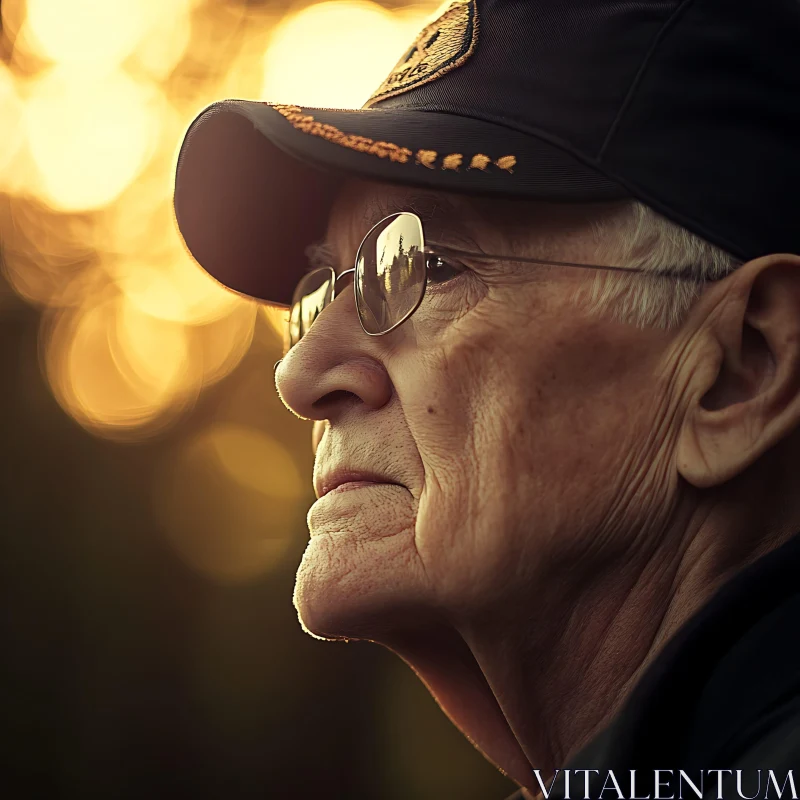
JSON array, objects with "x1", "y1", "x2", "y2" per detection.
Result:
[
  {"x1": 291, "y1": 529, "x2": 432, "y2": 641},
  {"x1": 294, "y1": 484, "x2": 428, "y2": 637}
]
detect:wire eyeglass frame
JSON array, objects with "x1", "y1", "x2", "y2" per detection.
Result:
[{"x1": 284, "y1": 210, "x2": 707, "y2": 354}]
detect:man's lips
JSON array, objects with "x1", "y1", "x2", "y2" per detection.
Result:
[
  {"x1": 324, "y1": 480, "x2": 384, "y2": 496},
  {"x1": 315, "y1": 469, "x2": 401, "y2": 499}
]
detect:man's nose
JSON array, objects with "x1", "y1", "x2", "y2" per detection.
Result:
[
  {"x1": 274, "y1": 277, "x2": 392, "y2": 423},
  {"x1": 311, "y1": 420, "x2": 325, "y2": 455}
]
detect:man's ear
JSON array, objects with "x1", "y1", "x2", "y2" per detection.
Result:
[{"x1": 677, "y1": 254, "x2": 800, "y2": 489}]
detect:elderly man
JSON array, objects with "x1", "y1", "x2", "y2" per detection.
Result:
[{"x1": 174, "y1": 1, "x2": 800, "y2": 798}]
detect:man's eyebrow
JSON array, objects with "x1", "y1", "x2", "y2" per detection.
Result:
[{"x1": 362, "y1": 191, "x2": 462, "y2": 229}]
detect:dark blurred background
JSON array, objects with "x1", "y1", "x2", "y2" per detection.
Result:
[{"x1": 0, "y1": 0, "x2": 515, "y2": 797}]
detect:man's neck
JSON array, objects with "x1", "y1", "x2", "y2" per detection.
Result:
[
  {"x1": 384, "y1": 480, "x2": 800, "y2": 797},
  {"x1": 463, "y1": 490, "x2": 800, "y2": 796}
]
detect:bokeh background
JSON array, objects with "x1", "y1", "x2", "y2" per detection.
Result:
[{"x1": 0, "y1": 0, "x2": 516, "y2": 798}]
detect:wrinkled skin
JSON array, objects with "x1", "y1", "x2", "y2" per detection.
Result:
[{"x1": 276, "y1": 179, "x2": 800, "y2": 796}]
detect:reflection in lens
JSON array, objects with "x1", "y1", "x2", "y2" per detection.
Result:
[
  {"x1": 289, "y1": 268, "x2": 333, "y2": 349},
  {"x1": 356, "y1": 213, "x2": 424, "y2": 335}
]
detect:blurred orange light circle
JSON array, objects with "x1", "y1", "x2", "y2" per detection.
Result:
[
  {"x1": 25, "y1": 67, "x2": 161, "y2": 212},
  {"x1": 113, "y1": 294, "x2": 192, "y2": 393},
  {"x1": 0, "y1": 63, "x2": 26, "y2": 190},
  {"x1": 129, "y1": 1, "x2": 194, "y2": 82},
  {"x1": 154, "y1": 423, "x2": 303, "y2": 584},
  {"x1": 0, "y1": 198, "x2": 99, "y2": 308},
  {"x1": 209, "y1": 423, "x2": 305, "y2": 500},
  {"x1": 193, "y1": 302, "x2": 259, "y2": 388},
  {"x1": 42, "y1": 294, "x2": 197, "y2": 439},
  {"x1": 262, "y1": 1, "x2": 437, "y2": 108},
  {"x1": 114, "y1": 254, "x2": 244, "y2": 326},
  {"x1": 24, "y1": 0, "x2": 149, "y2": 68}
]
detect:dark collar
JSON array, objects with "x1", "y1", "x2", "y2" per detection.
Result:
[
  {"x1": 505, "y1": 531, "x2": 800, "y2": 799},
  {"x1": 601, "y1": 530, "x2": 800, "y2": 769}
]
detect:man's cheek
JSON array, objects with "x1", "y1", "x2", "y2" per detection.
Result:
[
  {"x1": 413, "y1": 478, "x2": 469, "y2": 575},
  {"x1": 414, "y1": 462, "x2": 513, "y2": 598}
]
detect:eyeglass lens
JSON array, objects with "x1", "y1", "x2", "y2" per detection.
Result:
[
  {"x1": 355, "y1": 212, "x2": 426, "y2": 335},
  {"x1": 287, "y1": 212, "x2": 426, "y2": 351},
  {"x1": 286, "y1": 268, "x2": 334, "y2": 353}
]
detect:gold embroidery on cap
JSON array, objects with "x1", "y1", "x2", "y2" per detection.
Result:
[
  {"x1": 272, "y1": 104, "x2": 413, "y2": 163},
  {"x1": 496, "y1": 155, "x2": 517, "y2": 173},
  {"x1": 270, "y1": 104, "x2": 517, "y2": 176},
  {"x1": 364, "y1": 0, "x2": 478, "y2": 108},
  {"x1": 469, "y1": 154, "x2": 492, "y2": 171},
  {"x1": 415, "y1": 149, "x2": 438, "y2": 169}
]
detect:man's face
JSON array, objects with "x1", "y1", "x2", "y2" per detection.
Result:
[{"x1": 277, "y1": 179, "x2": 683, "y2": 643}]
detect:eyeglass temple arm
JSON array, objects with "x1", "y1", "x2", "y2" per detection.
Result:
[{"x1": 429, "y1": 245, "x2": 708, "y2": 283}]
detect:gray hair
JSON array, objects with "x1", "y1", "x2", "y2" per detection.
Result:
[{"x1": 580, "y1": 201, "x2": 742, "y2": 329}]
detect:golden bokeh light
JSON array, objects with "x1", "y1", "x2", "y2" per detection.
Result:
[
  {"x1": 24, "y1": 0, "x2": 153, "y2": 70},
  {"x1": 0, "y1": 197, "x2": 98, "y2": 307},
  {"x1": 25, "y1": 67, "x2": 161, "y2": 212},
  {"x1": 114, "y1": 255, "x2": 243, "y2": 327},
  {"x1": 154, "y1": 423, "x2": 304, "y2": 584},
  {"x1": 262, "y1": 1, "x2": 438, "y2": 108},
  {"x1": 0, "y1": 0, "x2": 440, "y2": 574},
  {"x1": 0, "y1": 63, "x2": 26, "y2": 189},
  {"x1": 1, "y1": 0, "x2": 442, "y2": 439},
  {"x1": 42, "y1": 293, "x2": 197, "y2": 440},
  {"x1": 125, "y1": 1, "x2": 197, "y2": 82},
  {"x1": 113, "y1": 296, "x2": 192, "y2": 394},
  {"x1": 100, "y1": 171, "x2": 175, "y2": 256},
  {"x1": 210, "y1": 423, "x2": 305, "y2": 501},
  {"x1": 191, "y1": 302, "x2": 259, "y2": 389}
]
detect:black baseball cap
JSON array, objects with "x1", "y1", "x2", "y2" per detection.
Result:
[{"x1": 173, "y1": 0, "x2": 800, "y2": 308}]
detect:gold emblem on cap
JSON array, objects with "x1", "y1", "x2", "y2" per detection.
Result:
[{"x1": 363, "y1": 0, "x2": 478, "y2": 108}]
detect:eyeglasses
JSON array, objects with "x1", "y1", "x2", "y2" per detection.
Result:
[{"x1": 284, "y1": 211, "x2": 700, "y2": 354}]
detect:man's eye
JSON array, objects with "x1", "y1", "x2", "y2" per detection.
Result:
[{"x1": 424, "y1": 254, "x2": 466, "y2": 286}]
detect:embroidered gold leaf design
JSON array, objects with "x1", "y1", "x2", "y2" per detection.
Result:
[
  {"x1": 442, "y1": 153, "x2": 463, "y2": 171},
  {"x1": 415, "y1": 149, "x2": 438, "y2": 169},
  {"x1": 495, "y1": 155, "x2": 517, "y2": 173},
  {"x1": 272, "y1": 105, "x2": 412, "y2": 163},
  {"x1": 469, "y1": 154, "x2": 492, "y2": 171},
  {"x1": 270, "y1": 104, "x2": 517, "y2": 177}
]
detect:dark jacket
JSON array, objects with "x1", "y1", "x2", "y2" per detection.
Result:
[{"x1": 505, "y1": 531, "x2": 800, "y2": 800}]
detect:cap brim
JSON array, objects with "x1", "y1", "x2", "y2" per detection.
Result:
[{"x1": 174, "y1": 100, "x2": 627, "y2": 307}]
